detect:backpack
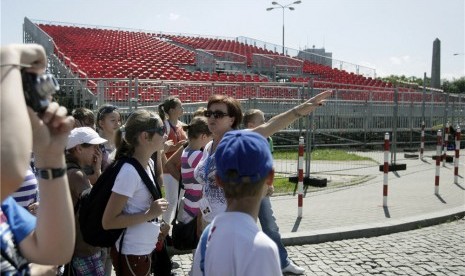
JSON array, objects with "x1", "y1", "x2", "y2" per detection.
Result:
[{"x1": 78, "y1": 157, "x2": 161, "y2": 247}]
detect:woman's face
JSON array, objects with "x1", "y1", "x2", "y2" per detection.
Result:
[
  {"x1": 147, "y1": 119, "x2": 167, "y2": 152},
  {"x1": 99, "y1": 111, "x2": 121, "y2": 135},
  {"x1": 169, "y1": 100, "x2": 184, "y2": 119},
  {"x1": 206, "y1": 103, "x2": 234, "y2": 137}
]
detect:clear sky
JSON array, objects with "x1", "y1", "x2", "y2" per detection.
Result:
[{"x1": 1, "y1": 0, "x2": 464, "y2": 80}]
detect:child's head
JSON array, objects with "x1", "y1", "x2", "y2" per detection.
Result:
[
  {"x1": 65, "y1": 127, "x2": 107, "y2": 166},
  {"x1": 158, "y1": 96, "x2": 183, "y2": 121},
  {"x1": 185, "y1": 116, "x2": 212, "y2": 140},
  {"x1": 243, "y1": 109, "x2": 265, "y2": 129},
  {"x1": 114, "y1": 110, "x2": 165, "y2": 160},
  {"x1": 72, "y1": 107, "x2": 95, "y2": 129},
  {"x1": 192, "y1": 107, "x2": 207, "y2": 118},
  {"x1": 215, "y1": 130, "x2": 274, "y2": 199},
  {"x1": 96, "y1": 105, "x2": 121, "y2": 134}
]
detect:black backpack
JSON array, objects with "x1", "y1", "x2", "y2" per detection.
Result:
[{"x1": 78, "y1": 157, "x2": 161, "y2": 247}]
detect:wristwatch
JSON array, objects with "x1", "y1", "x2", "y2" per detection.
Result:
[{"x1": 37, "y1": 168, "x2": 66, "y2": 179}]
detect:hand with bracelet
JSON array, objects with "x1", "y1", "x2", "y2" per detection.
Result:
[{"x1": 1, "y1": 44, "x2": 76, "y2": 268}]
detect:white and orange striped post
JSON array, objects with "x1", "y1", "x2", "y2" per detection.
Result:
[
  {"x1": 383, "y1": 132, "x2": 390, "y2": 207},
  {"x1": 443, "y1": 122, "x2": 449, "y2": 167},
  {"x1": 297, "y1": 136, "x2": 304, "y2": 218},
  {"x1": 454, "y1": 126, "x2": 461, "y2": 184},
  {"x1": 435, "y1": 130, "x2": 442, "y2": 195},
  {"x1": 420, "y1": 121, "x2": 425, "y2": 160}
]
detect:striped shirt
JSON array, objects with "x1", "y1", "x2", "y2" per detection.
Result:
[
  {"x1": 179, "y1": 148, "x2": 204, "y2": 223},
  {"x1": 12, "y1": 167, "x2": 38, "y2": 208}
]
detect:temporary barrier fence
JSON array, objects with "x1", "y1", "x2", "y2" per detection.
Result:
[
  {"x1": 383, "y1": 133, "x2": 390, "y2": 207},
  {"x1": 435, "y1": 130, "x2": 442, "y2": 195},
  {"x1": 455, "y1": 127, "x2": 461, "y2": 184}
]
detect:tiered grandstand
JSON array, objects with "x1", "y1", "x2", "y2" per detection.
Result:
[
  {"x1": 38, "y1": 23, "x2": 394, "y2": 89},
  {"x1": 24, "y1": 18, "x2": 425, "y2": 104},
  {"x1": 22, "y1": 17, "x2": 464, "y2": 146}
]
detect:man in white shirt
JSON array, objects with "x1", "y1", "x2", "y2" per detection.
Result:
[{"x1": 192, "y1": 130, "x2": 281, "y2": 276}]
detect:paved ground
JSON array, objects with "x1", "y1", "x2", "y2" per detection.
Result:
[
  {"x1": 172, "y1": 218, "x2": 465, "y2": 275},
  {"x1": 170, "y1": 152, "x2": 465, "y2": 275},
  {"x1": 109, "y1": 151, "x2": 464, "y2": 275}
]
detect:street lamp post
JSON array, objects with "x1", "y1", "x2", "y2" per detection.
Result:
[{"x1": 266, "y1": 1, "x2": 302, "y2": 55}]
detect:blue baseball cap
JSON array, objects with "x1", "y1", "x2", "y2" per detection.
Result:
[{"x1": 216, "y1": 130, "x2": 273, "y2": 183}]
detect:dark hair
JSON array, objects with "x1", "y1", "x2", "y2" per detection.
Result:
[
  {"x1": 243, "y1": 109, "x2": 265, "y2": 128},
  {"x1": 207, "y1": 95, "x2": 242, "y2": 129},
  {"x1": 184, "y1": 116, "x2": 211, "y2": 140},
  {"x1": 97, "y1": 105, "x2": 118, "y2": 121},
  {"x1": 65, "y1": 143, "x2": 94, "y2": 165},
  {"x1": 114, "y1": 110, "x2": 162, "y2": 160},
  {"x1": 158, "y1": 97, "x2": 181, "y2": 121},
  {"x1": 72, "y1": 107, "x2": 95, "y2": 128}
]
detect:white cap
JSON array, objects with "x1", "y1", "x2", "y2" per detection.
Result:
[{"x1": 66, "y1": 127, "x2": 107, "y2": 150}]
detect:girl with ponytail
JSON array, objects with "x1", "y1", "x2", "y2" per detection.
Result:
[
  {"x1": 102, "y1": 110, "x2": 169, "y2": 276},
  {"x1": 158, "y1": 97, "x2": 187, "y2": 224}
]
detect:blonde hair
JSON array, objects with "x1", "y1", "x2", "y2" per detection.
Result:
[
  {"x1": 243, "y1": 109, "x2": 265, "y2": 128},
  {"x1": 114, "y1": 109, "x2": 162, "y2": 160}
]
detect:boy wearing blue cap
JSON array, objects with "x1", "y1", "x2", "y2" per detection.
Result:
[{"x1": 191, "y1": 130, "x2": 281, "y2": 276}]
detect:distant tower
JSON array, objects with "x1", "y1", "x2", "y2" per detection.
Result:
[{"x1": 431, "y1": 38, "x2": 441, "y2": 88}]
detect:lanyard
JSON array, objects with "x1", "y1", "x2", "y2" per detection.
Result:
[{"x1": 168, "y1": 121, "x2": 179, "y2": 142}]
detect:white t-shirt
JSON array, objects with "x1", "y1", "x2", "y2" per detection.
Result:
[
  {"x1": 112, "y1": 161, "x2": 160, "y2": 255},
  {"x1": 193, "y1": 141, "x2": 227, "y2": 222},
  {"x1": 192, "y1": 212, "x2": 281, "y2": 276}
]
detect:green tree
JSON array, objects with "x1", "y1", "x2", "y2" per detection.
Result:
[
  {"x1": 442, "y1": 77, "x2": 465, "y2": 94},
  {"x1": 378, "y1": 75, "x2": 465, "y2": 94},
  {"x1": 377, "y1": 75, "x2": 429, "y2": 87}
]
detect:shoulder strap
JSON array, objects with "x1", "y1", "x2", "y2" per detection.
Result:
[
  {"x1": 125, "y1": 158, "x2": 161, "y2": 200},
  {"x1": 172, "y1": 177, "x2": 185, "y2": 225},
  {"x1": 164, "y1": 120, "x2": 171, "y2": 137},
  {"x1": 199, "y1": 224, "x2": 212, "y2": 275}
]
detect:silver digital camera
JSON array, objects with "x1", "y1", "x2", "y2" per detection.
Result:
[{"x1": 21, "y1": 71, "x2": 60, "y2": 113}]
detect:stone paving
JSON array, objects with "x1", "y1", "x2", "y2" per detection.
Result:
[
  {"x1": 169, "y1": 153, "x2": 465, "y2": 275},
  {"x1": 111, "y1": 151, "x2": 464, "y2": 275},
  {"x1": 171, "y1": 218, "x2": 465, "y2": 275}
]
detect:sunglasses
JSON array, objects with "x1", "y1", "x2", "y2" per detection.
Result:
[
  {"x1": 145, "y1": 125, "x2": 166, "y2": 136},
  {"x1": 204, "y1": 110, "x2": 229, "y2": 119}
]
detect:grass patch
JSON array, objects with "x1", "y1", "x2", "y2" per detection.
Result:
[
  {"x1": 272, "y1": 177, "x2": 297, "y2": 194},
  {"x1": 271, "y1": 148, "x2": 376, "y2": 194},
  {"x1": 273, "y1": 148, "x2": 374, "y2": 162},
  {"x1": 272, "y1": 174, "x2": 376, "y2": 194}
]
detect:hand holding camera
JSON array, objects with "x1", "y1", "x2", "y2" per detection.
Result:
[{"x1": 22, "y1": 70, "x2": 60, "y2": 114}]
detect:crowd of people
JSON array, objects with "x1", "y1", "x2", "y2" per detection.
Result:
[{"x1": 1, "y1": 44, "x2": 331, "y2": 275}]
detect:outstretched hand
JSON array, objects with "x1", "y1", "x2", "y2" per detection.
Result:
[{"x1": 294, "y1": 90, "x2": 332, "y2": 116}]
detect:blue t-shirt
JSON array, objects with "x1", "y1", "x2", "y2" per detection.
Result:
[{"x1": 0, "y1": 197, "x2": 36, "y2": 275}]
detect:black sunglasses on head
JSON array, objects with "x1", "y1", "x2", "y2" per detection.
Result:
[
  {"x1": 145, "y1": 125, "x2": 166, "y2": 136},
  {"x1": 97, "y1": 106, "x2": 118, "y2": 121},
  {"x1": 204, "y1": 110, "x2": 229, "y2": 119}
]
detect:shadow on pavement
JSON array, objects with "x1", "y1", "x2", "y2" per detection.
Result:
[
  {"x1": 435, "y1": 194, "x2": 447, "y2": 203},
  {"x1": 291, "y1": 217, "x2": 302, "y2": 232},
  {"x1": 383, "y1": 206, "x2": 391, "y2": 218}
]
